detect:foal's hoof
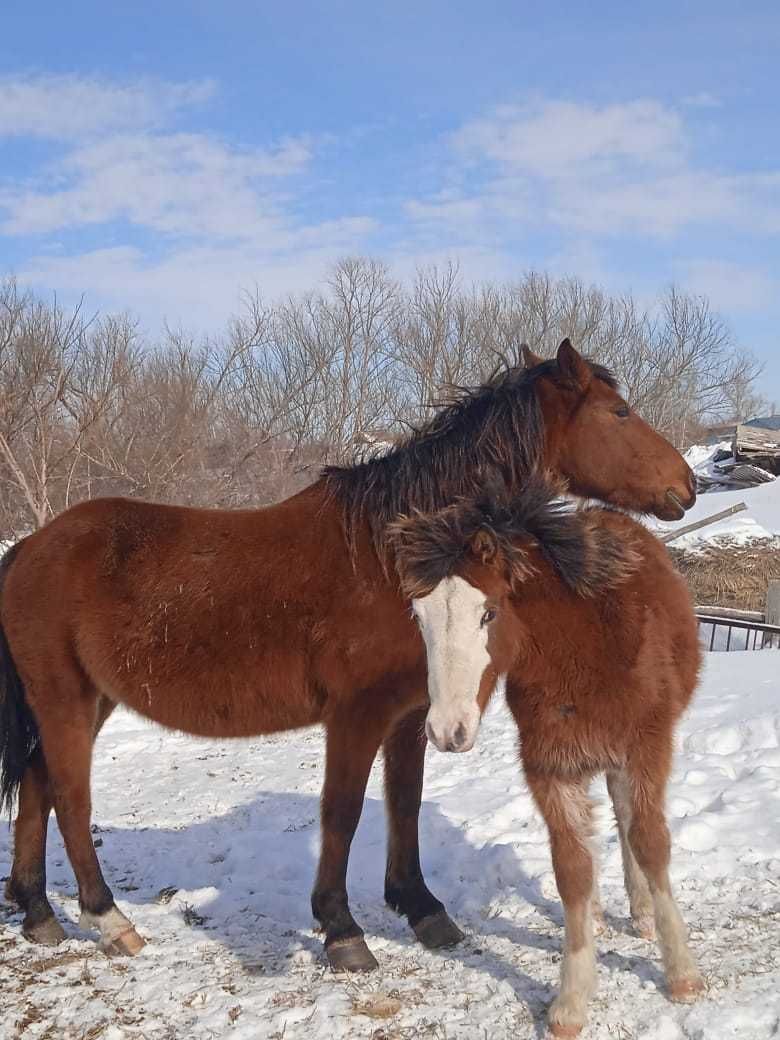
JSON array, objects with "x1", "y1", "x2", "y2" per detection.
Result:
[
  {"x1": 413, "y1": 911, "x2": 465, "y2": 949},
  {"x1": 547, "y1": 995, "x2": 586, "y2": 1038},
  {"x1": 669, "y1": 974, "x2": 705, "y2": 1003},
  {"x1": 547, "y1": 1024, "x2": 583, "y2": 1039},
  {"x1": 591, "y1": 907, "x2": 607, "y2": 937},
  {"x1": 102, "y1": 928, "x2": 147, "y2": 958},
  {"x1": 23, "y1": 916, "x2": 67, "y2": 946},
  {"x1": 633, "y1": 915, "x2": 656, "y2": 941},
  {"x1": 327, "y1": 937, "x2": 378, "y2": 973}
]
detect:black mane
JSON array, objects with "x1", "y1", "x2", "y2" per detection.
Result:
[
  {"x1": 390, "y1": 475, "x2": 639, "y2": 601},
  {"x1": 323, "y1": 357, "x2": 616, "y2": 562}
]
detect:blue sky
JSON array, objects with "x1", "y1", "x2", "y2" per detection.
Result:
[{"x1": 2, "y1": 1, "x2": 779, "y2": 402}]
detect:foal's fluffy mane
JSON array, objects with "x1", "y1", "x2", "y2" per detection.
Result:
[
  {"x1": 389, "y1": 475, "x2": 639, "y2": 600},
  {"x1": 323, "y1": 349, "x2": 616, "y2": 563}
]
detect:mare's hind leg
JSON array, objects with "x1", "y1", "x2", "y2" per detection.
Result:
[
  {"x1": 383, "y1": 705, "x2": 463, "y2": 949},
  {"x1": 526, "y1": 770, "x2": 598, "y2": 1039},
  {"x1": 623, "y1": 764, "x2": 703, "y2": 1002},
  {"x1": 606, "y1": 770, "x2": 655, "y2": 939},
  {"x1": 5, "y1": 747, "x2": 64, "y2": 945},
  {"x1": 6, "y1": 695, "x2": 117, "y2": 946},
  {"x1": 30, "y1": 680, "x2": 143, "y2": 957}
]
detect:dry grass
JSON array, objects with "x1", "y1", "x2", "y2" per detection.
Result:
[{"x1": 670, "y1": 537, "x2": 780, "y2": 611}]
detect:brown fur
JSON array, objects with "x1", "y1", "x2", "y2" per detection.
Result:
[
  {"x1": 0, "y1": 339, "x2": 697, "y2": 966},
  {"x1": 396, "y1": 496, "x2": 703, "y2": 1031}
]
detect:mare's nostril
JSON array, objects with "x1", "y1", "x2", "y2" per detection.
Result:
[{"x1": 452, "y1": 723, "x2": 467, "y2": 750}]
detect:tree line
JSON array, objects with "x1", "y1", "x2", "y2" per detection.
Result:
[{"x1": 0, "y1": 258, "x2": 763, "y2": 539}]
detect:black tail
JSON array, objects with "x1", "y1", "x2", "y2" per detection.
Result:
[{"x1": 0, "y1": 541, "x2": 40, "y2": 815}]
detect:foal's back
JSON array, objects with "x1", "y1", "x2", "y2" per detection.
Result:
[{"x1": 507, "y1": 511, "x2": 701, "y2": 774}]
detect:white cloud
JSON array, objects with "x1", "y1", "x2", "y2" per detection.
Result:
[
  {"x1": 452, "y1": 99, "x2": 685, "y2": 176},
  {"x1": 1, "y1": 132, "x2": 313, "y2": 238},
  {"x1": 0, "y1": 74, "x2": 215, "y2": 140},
  {"x1": 409, "y1": 98, "x2": 780, "y2": 240},
  {"x1": 19, "y1": 218, "x2": 378, "y2": 331}
]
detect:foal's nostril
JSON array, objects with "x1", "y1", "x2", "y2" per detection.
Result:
[{"x1": 451, "y1": 723, "x2": 467, "y2": 750}]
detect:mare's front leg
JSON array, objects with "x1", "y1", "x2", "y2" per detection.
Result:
[
  {"x1": 383, "y1": 705, "x2": 464, "y2": 949},
  {"x1": 525, "y1": 770, "x2": 598, "y2": 1039},
  {"x1": 311, "y1": 699, "x2": 391, "y2": 972}
]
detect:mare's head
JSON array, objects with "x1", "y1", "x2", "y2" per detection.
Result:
[
  {"x1": 325, "y1": 337, "x2": 694, "y2": 565},
  {"x1": 390, "y1": 481, "x2": 638, "y2": 753},
  {"x1": 524, "y1": 340, "x2": 696, "y2": 520}
]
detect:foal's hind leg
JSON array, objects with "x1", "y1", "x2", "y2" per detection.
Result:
[
  {"x1": 30, "y1": 681, "x2": 143, "y2": 956},
  {"x1": 5, "y1": 748, "x2": 64, "y2": 945},
  {"x1": 526, "y1": 771, "x2": 598, "y2": 1038},
  {"x1": 624, "y1": 764, "x2": 703, "y2": 1002},
  {"x1": 606, "y1": 770, "x2": 655, "y2": 939},
  {"x1": 7, "y1": 695, "x2": 117, "y2": 946},
  {"x1": 383, "y1": 705, "x2": 463, "y2": 949}
]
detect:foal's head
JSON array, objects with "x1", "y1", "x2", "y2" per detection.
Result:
[{"x1": 390, "y1": 481, "x2": 637, "y2": 753}]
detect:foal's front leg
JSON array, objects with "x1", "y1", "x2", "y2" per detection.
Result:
[
  {"x1": 526, "y1": 771, "x2": 598, "y2": 1039},
  {"x1": 383, "y1": 705, "x2": 464, "y2": 949},
  {"x1": 311, "y1": 702, "x2": 389, "y2": 972}
]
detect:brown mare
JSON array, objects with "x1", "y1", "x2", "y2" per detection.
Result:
[
  {"x1": 0, "y1": 340, "x2": 696, "y2": 971},
  {"x1": 391, "y1": 480, "x2": 704, "y2": 1036}
]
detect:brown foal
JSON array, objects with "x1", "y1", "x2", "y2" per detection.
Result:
[{"x1": 392, "y1": 482, "x2": 704, "y2": 1035}]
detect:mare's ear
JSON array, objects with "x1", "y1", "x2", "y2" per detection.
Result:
[
  {"x1": 470, "y1": 527, "x2": 498, "y2": 565},
  {"x1": 556, "y1": 338, "x2": 592, "y2": 391},
  {"x1": 521, "y1": 344, "x2": 544, "y2": 369}
]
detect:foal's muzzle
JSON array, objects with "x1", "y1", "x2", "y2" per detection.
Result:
[{"x1": 425, "y1": 716, "x2": 477, "y2": 754}]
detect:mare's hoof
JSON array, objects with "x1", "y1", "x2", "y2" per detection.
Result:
[
  {"x1": 413, "y1": 911, "x2": 464, "y2": 949},
  {"x1": 102, "y1": 928, "x2": 147, "y2": 958},
  {"x1": 23, "y1": 916, "x2": 67, "y2": 946},
  {"x1": 669, "y1": 974, "x2": 704, "y2": 1003},
  {"x1": 327, "y1": 936, "x2": 378, "y2": 973}
]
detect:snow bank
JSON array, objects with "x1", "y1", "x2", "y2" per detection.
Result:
[
  {"x1": 2, "y1": 653, "x2": 778, "y2": 1037},
  {"x1": 653, "y1": 468, "x2": 780, "y2": 547}
]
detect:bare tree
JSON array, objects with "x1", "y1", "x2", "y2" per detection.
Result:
[{"x1": 0, "y1": 263, "x2": 764, "y2": 540}]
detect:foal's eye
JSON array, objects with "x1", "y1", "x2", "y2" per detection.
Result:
[
  {"x1": 614, "y1": 404, "x2": 630, "y2": 419},
  {"x1": 481, "y1": 608, "x2": 496, "y2": 627}
]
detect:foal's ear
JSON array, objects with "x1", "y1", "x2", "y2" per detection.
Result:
[
  {"x1": 521, "y1": 344, "x2": 544, "y2": 369},
  {"x1": 556, "y1": 338, "x2": 592, "y2": 391},
  {"x1": 470, "y1": 527, "x2": 498, "y2": 565}
]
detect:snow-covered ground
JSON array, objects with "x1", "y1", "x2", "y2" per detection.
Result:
[{"x1": 2, "y1": 652, "x2": 779, "y2": 1039}]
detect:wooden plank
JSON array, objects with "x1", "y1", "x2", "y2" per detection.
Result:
[
  {"x1": 695, "y1": 604, "x2": 765, "y2": 622},
  {"x1": 736, "y1": 424, "x2": 780, "y2": 452},
  {"x1": 767, "y1": 580, "x2": 780, "y2": 627},
  {"x1": 659, "y1": 501, "x2": 748, "y2": 544}
]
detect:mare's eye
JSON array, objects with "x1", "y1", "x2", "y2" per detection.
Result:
[
  {"x1": 614, "y1": 405, "x2": 630, "y2": 419},
  {"x1": 481, "y1": 608, "x2": 496, "y2": 627}
]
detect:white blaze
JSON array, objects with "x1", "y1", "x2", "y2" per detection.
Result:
[{"x1": 412, "y1": 575, "x2": 490, "y2": 753}]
